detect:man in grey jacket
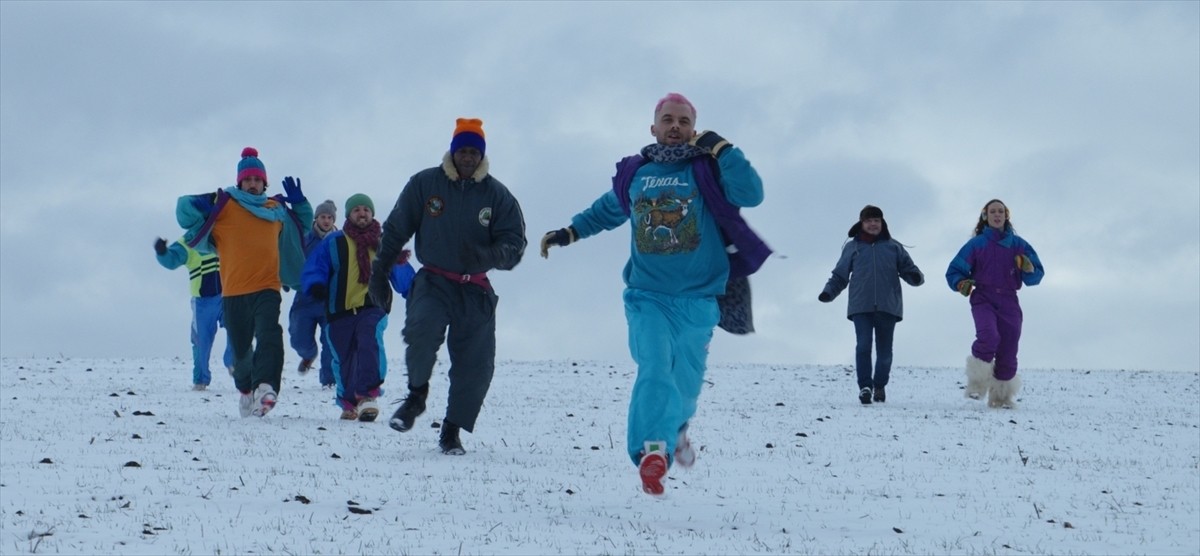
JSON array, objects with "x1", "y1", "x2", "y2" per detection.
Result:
[
  {"x1": 369, "y1": 118, "x2": 527, "y2": 455},
  {"x1": 819, "y1": 205, "x2": 924, "y2": 405}
]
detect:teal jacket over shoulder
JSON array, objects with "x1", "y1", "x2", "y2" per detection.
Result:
[{"x1": 175, "y1": 187, "x2": 313, "y2": 291}]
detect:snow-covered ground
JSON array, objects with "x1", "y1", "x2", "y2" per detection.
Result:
[{"x1": 1, "y1": 357, "x2": 1197, "y2": 555}]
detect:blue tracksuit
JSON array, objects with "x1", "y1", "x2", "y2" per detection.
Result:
[{"x1": 570, "y1": 146, "x2": 763, "y2": 465}]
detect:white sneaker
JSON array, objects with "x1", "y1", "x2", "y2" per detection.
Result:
[
  {"x1": 238, "y1": 392, "x2": 254, "y2": 418},
  {"x1": 251, "y1": 383, "x2": 277, "y2": 417},
  {"x1": 192, "y1": 384, "x2": 208, "y2": 391},
  {"x1": 674, "y1": 428, "x2": 696, "y2": 468}
]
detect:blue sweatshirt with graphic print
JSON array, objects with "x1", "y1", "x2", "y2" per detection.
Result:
[{"x1": 570, "y1": 147, "x2": 763, "y2": 297}]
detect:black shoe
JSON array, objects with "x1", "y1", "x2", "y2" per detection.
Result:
[
  {"x1": 439, "y1": 421, "x2": 465, "y2": 455},
  {"x1": 859, "y1": 387, "x2": 873, "y2": 405},
  {"x1": 388, "y1": 384, "x2": 429, "y2": 433},
  {"x1": 873, "y1": 386, "x2": 886, "y2": 403}
]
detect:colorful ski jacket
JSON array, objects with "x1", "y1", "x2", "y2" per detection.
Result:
[
  {"x1": 155, "y1": 238, "x2": 222, "y2": 298},
  {"x1": 376, "y1": 154, "x2": 526, "y2": 277},
  {"x1": 300, "y1": 231, "x2": 415, "y2": 319},
  {"x1": 571, "y1": 146, "x2": 764, "y2": 297},
  {"x1": 945, "y1": 226, "x2": 1044, "y2": 293},
  {"x1": 175, "y1": 188, "x2": 312, "y2": 293},
  {"x1": 821, "y1": 236, "x2": 923, "y2": 320}
]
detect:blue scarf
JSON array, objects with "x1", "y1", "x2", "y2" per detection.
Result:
[
  {"x1": 225, "y1": 186, "x2": 289, "y2": 222},
  {"x1": 640, "y1": 143, "x2": 708, "y2": 164}
]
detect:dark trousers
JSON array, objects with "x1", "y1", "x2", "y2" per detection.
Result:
[
  {"x1": 328, "y1": 307, "x2": 387, "y2": 408},
  {"x1": 224, "y1": 289, "x2": 284, "y2": 394},
  {"x1": 850, "y1": 311, "x2": 898, "y2": 389},
  {"x1": 402, "y1": 270, "x2": 497, "y2": 432}
]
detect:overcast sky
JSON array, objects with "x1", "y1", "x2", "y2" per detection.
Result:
[{"x1": 2, "y1": 1, "x2": 1197, "y2": 373}]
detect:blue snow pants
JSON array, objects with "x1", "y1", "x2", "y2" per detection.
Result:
[
  {"x1": 191, "y1": 295, "x2": 233, "y2": 386},
  {"x1": 289, "y1": 296, "x2": 334, "y2": 385},
  {"x1": 327, "y1": 308, "x2": 388, "y2": 409},
  {"x1": 623, "y1": 288, "x2": 719, "y2": 467}
]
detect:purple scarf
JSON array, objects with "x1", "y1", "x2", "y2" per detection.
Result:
[{"x1": 343, "y1": 219, "x2": 381, "y2": 284}]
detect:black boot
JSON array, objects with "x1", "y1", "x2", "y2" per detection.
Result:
[
  {"x1": 439, "y1": 420, "x2": 465, "y2": 455},
  {"x1": 858, "y1": 387, "x2": 873, "y2": 405},
  {"x1": 388, "y1": 383, "x2": 428, "y2": 433},
  {"x1": 873, "y1": 386, "x2": 886, "y2": 403}
]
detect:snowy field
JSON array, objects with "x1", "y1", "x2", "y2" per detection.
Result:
[{"x1": 0, "y1": 357, "x2": 1197, "y2": 555}]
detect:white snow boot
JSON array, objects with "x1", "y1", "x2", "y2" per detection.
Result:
[
  {"x1": 988, "y1": 376, "x2": 1021, "y2": 409},
  {"x1": 965, "y1": 355, "x2": 995, "y2": 400}
]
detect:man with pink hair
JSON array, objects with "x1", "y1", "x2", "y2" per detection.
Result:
[{"x1": 541, "y1": 93, "x2": 768, "y2": 495}]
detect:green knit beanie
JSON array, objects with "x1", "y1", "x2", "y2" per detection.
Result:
[{"x1": 345, "y1": 193, "x2": 374, "y2": 215}]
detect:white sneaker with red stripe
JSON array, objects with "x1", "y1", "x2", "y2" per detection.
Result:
[
  {"x1": 251, "y1": 383, "x2": 277, "y2": 417},
  {"x1": 639, "y1": 441, "x2": 669, "y2": 495}
]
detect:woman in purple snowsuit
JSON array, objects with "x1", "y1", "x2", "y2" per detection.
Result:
[{"x1": 945, "y1": 199, "x2": 1044, "y2": 409}]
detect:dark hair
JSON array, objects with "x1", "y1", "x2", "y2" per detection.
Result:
[
  {"x1": 847, "y1": 219, "x2": 892, "y2": 241},
  {"x1": 974, "y1": 198, "x2": 1014, "y2": 236}
]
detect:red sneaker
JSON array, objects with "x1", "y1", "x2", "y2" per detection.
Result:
[{"x1": 639, "y1": 442, "x2": 668, "y2": 495}]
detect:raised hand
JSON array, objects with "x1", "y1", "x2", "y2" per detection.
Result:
[
  {"x1": 690, "y1": 130, "x2": 731, "y2": 158},
  {"x1": 281, "y1": 176, "x2": 306, "y2": 204}
]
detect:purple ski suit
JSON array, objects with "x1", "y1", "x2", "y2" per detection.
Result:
[{"x1": 945, "y1": 226, "x2": 1044, "y2": 380}]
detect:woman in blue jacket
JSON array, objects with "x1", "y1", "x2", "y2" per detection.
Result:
[{"x1": 820, "y1": 205, "x2": 924, "y2": 404}]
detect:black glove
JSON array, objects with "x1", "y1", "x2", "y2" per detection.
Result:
[
  {"x1": 690, "y1": 130, "x2": 731, "y2": 158},
  {"x1": 154, "y1": 237, "x2": 168, "y2": 256},
  {"x1": 309, "y1": 284, "x2": 328, "y2": 301},
  {"x1": 368, "y1": 269, "x2": 393, "y2": 313},
  {"x1": 818, "y1": 292, "x2": 832, "y2": 303},
  {"x1": 539, "y1": 226, "x2": 577, "y2": 259}
]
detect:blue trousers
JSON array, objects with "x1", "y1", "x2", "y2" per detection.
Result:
[
  {"x1": 191, "y1": 295, "x2": 233, "y2": 386},
  {"x1": 327, "y1": 308, "x2": 388, "y2": 409},
  {"x1": 624, "y1": 288, "x2": 719, "y2": 467},
  {"x1": 850, "y1": 312, "x2": 898, "y2": 389},
  {"x1": 289, "y1": 297, "x2": 333, "y2": 385}
]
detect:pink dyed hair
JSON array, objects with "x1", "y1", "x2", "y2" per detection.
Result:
[{"x1": 654, "y1": 92, "x2": 696, "y2": 119}]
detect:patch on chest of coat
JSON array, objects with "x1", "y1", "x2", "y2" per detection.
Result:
[
  {"x1": 478, "y1": 207, "x2": 492, "y2": 227},
  {"x1": 426, "y1": 196, "x2": 444, "y2": 217}
]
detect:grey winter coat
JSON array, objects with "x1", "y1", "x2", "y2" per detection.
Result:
[{"x1": 821, "y1": 237, "x2": 923, "y2": 321}]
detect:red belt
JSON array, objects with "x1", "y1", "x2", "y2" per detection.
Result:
[{"x1": 422, "y1": 265, "x2": 492, "y2": 291}]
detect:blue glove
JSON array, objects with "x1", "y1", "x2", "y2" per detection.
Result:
[{"x1": 281, "y1": 176, "x2": 306, "y2": 204}]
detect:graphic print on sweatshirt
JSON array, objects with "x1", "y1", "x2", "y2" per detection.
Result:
[{"x1": 631, "y1": 172, "x2": 700, "y2": 255}]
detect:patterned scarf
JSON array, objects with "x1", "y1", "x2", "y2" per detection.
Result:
[
  {"x1": 343, "y1": 219, "x2": 381, "y2": 284},
  {"x1": 640, "y1": 143, "x2": 709, "y2": 164}
]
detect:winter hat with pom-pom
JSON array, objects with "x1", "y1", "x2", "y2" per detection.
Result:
[
  {"x1": 449, "y1": 118, "x2": 486, "y2": 156},
  {"x1": 314, "y1": 200, "x2": 337, "y2": 219},
  {"x1": 236, "y1": 147, "x2": 267, "y2": 186}
]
